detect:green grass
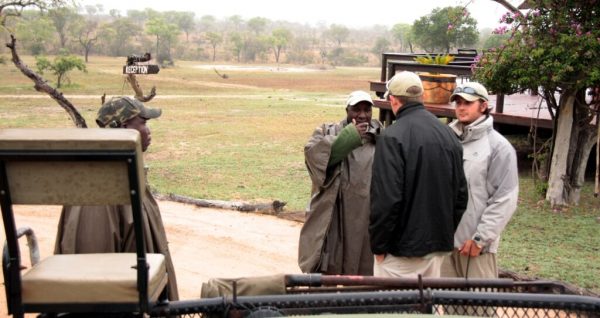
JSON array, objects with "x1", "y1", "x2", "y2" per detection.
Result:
[
  {"x1": 0, "y1": 56, "x2": 599, "y2": 294},
  {"x1": 499, "y1": 177, "x2": 600, "y2": 293}
]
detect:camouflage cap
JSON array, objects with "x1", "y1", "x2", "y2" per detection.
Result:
[{"x1": 96, "y1": 96, "x2": 162, "y2": 128}]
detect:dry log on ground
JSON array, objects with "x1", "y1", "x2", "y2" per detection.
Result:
[
  {"x1": 163, "y1": 193, "x2": 286, "y2": 214},
  {"x1": 6, "y1": 35, "x2": 87, "y2": 128}
]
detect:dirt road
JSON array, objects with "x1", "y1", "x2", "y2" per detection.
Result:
[{"x1": 0, "y1": 200, "x2": 303, "y2": 315}]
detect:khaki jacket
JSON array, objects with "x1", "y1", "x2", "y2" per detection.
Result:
[{"x1": 298, "y1": 119, "x2": 381, "y2": 275}]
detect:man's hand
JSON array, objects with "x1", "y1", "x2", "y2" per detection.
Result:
[
  {"x1": 375, "y1": 253, "x2": 386, "y2": 263},
  {"x1": 353, "y1": 119, "x2": 371, "y2": 143},
  {"x1": 352, "y1": 119, "x2": 370, "y2": 139},
  {"x1": 459, "y1": 239, "x2": 483, "y2": 257}
]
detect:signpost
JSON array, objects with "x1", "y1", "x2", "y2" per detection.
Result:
[
  {"x1": 122, "y1": 64, "x2": 160, "y2": 74},
  {"x1": 122, "y1": 53, "x2": 159, "y2": 75}
]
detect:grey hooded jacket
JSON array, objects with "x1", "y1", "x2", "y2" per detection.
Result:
[{"x1": 449, "y1": 115, "x2": 519, "y2": 254}]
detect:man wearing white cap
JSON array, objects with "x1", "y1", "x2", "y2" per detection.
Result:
[
  {"x1": 299, "y1": 90, "x2": 383, "y2": 275},
  {"x1": 370, "y1": 72, "x2": 467, "y2": 278},
  {"x1": 441, "y1": 82, "x2": 518, "y2": 279}
]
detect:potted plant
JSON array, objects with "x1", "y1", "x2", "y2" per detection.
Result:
[{"x1": 413, "y1": 54, "x2": 457, "y2": 104}]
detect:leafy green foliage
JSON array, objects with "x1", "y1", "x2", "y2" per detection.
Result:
[
  {"x1": 412, "y1": 6, "x2": 478, "y2": 53},
  {"x1": 270, "y1": 28, "x2": 293, "y2": 63},
  {"x1": 35, "y1": 54, "x2": 86, "y2": 88},
  {"x1": 475, "y1": 0, "x2": 600, "y2": 95},
  {"x1": 391, "y1": 23, "x2": 414, "y2": 52},
  {"x1": 371, "y1": 37, "x2": 391, "y2": 62}
]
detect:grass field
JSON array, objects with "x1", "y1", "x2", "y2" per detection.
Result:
[{"x1": 0, "y1": 55, "x2": 599, "y2": 294}]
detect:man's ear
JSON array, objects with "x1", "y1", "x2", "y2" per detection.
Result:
[{"x1": 480, "y1": 101, "x2": 489, "y2": 113}]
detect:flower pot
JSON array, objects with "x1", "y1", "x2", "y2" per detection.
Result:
[{"x1": 419, "y1": 73, "x2": 457, "y2": 104}]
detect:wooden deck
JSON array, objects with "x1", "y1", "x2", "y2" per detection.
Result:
[
  {"x1": 370, "y1": 81, "x2": 554, "y2": 130},
  {"x1": 372, "y1": 52, "x2": 556, "y2": 131}
]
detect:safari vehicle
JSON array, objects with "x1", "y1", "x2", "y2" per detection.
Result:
[{"x1": 1, "y1": 128, "x2": 599, "y2": 318}]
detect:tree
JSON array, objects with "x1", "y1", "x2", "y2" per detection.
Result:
[
  {"x1": 35, "y1": 53, "x2": 87, "y2": 88},
  {"x1": 226, "y1": 15, "x2": 243, "y2": 32},
  {"x1": 391, "y1": 23, "x2": 414, "y2": 53},
  {"x1": 176, "y1": 11, "x2": 195, "y2": 42},
  {"x1": 146, "y1": 16, "x2": 168, "y2": 60},
  {"x1": 229, "y1": 31, "x2": 245, "y2": 62},
  {"x1": 475, "y1": 0, "x2": 600, "y2": 207},
  {"x1": 269, "y1": 27, "x2": 292, "y2": 64},
  {"x1": 205, "y1": 31, "x2": 222, "y2": 61},
  {"x1": 286, "y1": 36, "x2": 314, "y2": 65},
  {"x1": 199, "y1": 14, "x2": 216, "y2": 32},
  {"x1": 243, "y1": 34, "x2": 270, "y2": 62},
  {"x1": 71, "y1": 9, "x2": 100, "y2": 62},
  {"x1": 371, "y1": 36, "x2": 390, "y2": 62},
  {"x1": 47, "y1": 6, "x2": 78, "y2": 49},
  {"x1": 412, "y1": 6, "x2": 478, "y2": 52},
  {"x1": 327, "y1": 24, "x2": 349, "y2": 47},
  {"x1": 15, "y1": 11, "x2": 54, "y2": 55},
  {"x1": 126, "y1": 9, "x2": 147, "y2": 27},
  {"x1": 98, "y1": 16, "x2": 140, "y2": 56},
  {"x1": 145, "y1": 15, "x2": 180, "y2": 65},
  {"x1": 247, "y1": 16, "x2": 268, "y2": 35}
]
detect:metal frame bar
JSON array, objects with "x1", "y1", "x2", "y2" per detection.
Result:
[
  {"x1": 149, "y1": 289, "x2": 600, "y2": 317},
  {"x1": 0, "y1": 149, "x2": 149, "y2": 316}
]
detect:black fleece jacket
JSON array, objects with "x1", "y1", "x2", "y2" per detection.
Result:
[{"x1": 369, "y1": 102, "x2": 468, "y2": 257}]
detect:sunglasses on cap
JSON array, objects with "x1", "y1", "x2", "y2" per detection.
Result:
[{"x1": 453, "y1": 86, "x2": 488, "y2": 100}]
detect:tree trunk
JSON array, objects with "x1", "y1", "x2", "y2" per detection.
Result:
[
  {"x1": 546, "y1": 93, "x2": 575, "y2": 207},
  {"x1": 274, "y1": 47, "x2": 280, "y2": 64},
  {"x1": 567, "y1": 132, "x2": 596, "y2": 204},
  {"x1": 564, "y1": 90, "x2": 597, "y2": 204},
  {"x1": 84, "y1": 45, "x2": 90, "y2": 63},
  {"x1": 546, "y1": 90, "x2": 596, "y2": 207}
]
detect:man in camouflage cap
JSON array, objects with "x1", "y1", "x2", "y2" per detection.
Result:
[
  {"x1": 96, "y1": 96, "x2": 162, "y2": 151},
  {"x1": 55, "y1": 96, "x2": 179, "y2": 300}
]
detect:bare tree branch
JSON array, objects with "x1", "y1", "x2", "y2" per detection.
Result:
[
  {"x1": 1, "y1": 0, "x2": 68, "y2": 27},
  {"x1": 126, "y1": 74, "x2": 156, "y2": 102},
  {"x1": 490, "y1": 0, "x2": 521, "y2": 13},
  {"x1": 6, "y1": 34, "x2": 87, "y2": 128}
]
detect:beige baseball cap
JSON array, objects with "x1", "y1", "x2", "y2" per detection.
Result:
[
  {"x1": 383, "y1": 71, "x2": 424, "y2": 100},
  {"x1": 346, "y1": 90, "x2": 374, "y2": 107},
  {"x1": 450, "y1": 82, "x2": 490, "y2": 102}
]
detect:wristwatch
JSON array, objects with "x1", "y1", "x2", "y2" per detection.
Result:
[{"x1": 473, "y1": 235, "x2": 484, "y2": 249}]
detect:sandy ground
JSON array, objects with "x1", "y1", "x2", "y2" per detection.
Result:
[{"x1": 0, "y1": 200, "x2": 303, "y2": 316}]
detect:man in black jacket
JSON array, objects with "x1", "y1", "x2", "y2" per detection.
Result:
[{"x1": 369, "y1": 71, "x2": 467, "y2": 278}]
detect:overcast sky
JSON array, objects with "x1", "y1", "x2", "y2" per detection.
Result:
[{"x1": 79, "y1": 0, "x2": 520, "y2": 31}]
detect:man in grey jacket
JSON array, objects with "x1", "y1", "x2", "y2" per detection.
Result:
[{"x1": 441, "y1": 82, "x2": 519, "y2": 279}]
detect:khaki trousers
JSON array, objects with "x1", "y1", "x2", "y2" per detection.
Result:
[
  {"x1": 373, "y1": 254, "x2": 445, "y2": 278},
  {"x1": 440, "y1": 250, "x2": 498, "y2": 278}
]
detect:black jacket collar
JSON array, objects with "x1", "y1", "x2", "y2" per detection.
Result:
[{"x1": 395, "y1": 102, "x2": 424, "y2": 120}]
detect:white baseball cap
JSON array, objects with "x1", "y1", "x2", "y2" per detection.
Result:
[{"x1": 346, "y1": 90, "x2": 374, "y2": 107}]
